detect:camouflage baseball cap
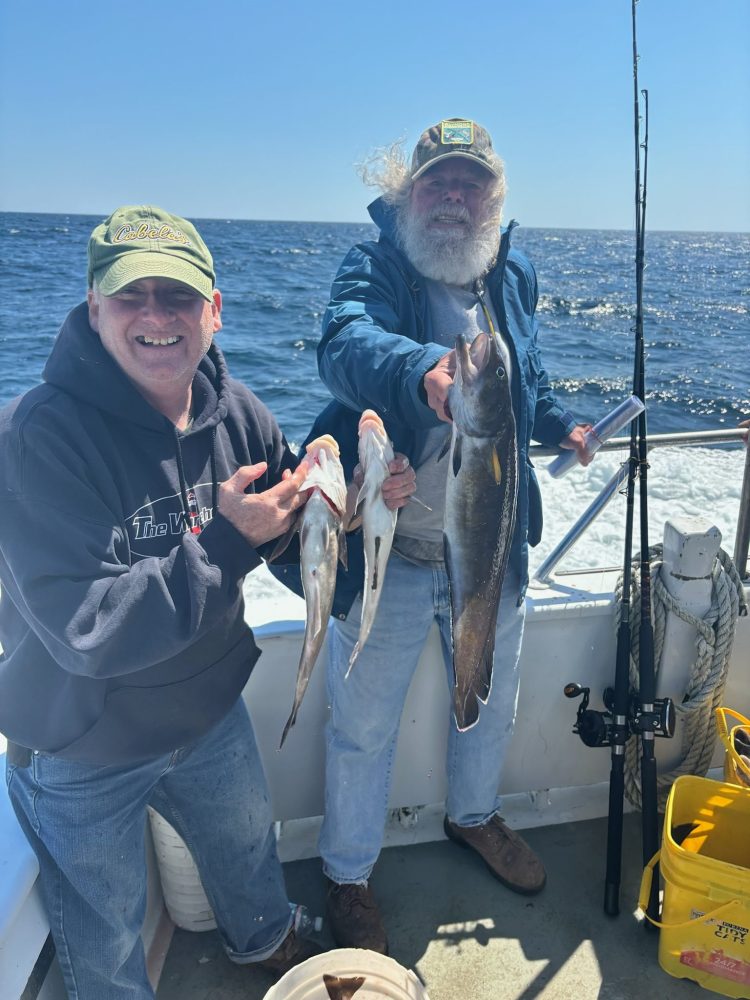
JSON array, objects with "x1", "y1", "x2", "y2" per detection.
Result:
[
  {"x1": 87, "y1": 205, "x2": 215, "y2": 301},
  {"x1": 411, "y1": 118, "x2": 500, "y2": 181}
]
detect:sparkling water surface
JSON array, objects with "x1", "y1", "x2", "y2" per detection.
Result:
[
  {"x1": 1, "y1": 213, "x2": 747, "y2": 607},
  {"x1": 1, "y1": 213, "x2": 747, "y2": 443}
]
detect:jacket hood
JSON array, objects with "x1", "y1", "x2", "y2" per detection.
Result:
[
  {"x1": 42, "y1": 302, "x2": 230, "y2": 433},
  {"x1": 367, "y1": 196, "x2": 401, "y2": 241}
]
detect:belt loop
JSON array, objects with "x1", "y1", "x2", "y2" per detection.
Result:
[{"x1": 6, "y1": 742, "x2": 33, "y2": 767}]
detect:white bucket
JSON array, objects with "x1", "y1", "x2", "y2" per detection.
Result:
[
  {"x1": 262, "y1": 948, "x2": 431, "y2": 1000},
  {"x1": 147, "y1": 807, "x2": 217, "y2": 932}
]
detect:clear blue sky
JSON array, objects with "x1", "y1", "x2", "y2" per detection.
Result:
[{"x1": 1, "y1": 0, "x2": 748, "y2": 231}]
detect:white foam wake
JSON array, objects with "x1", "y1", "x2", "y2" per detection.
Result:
[{"x1": 244, "y1": 446, "x2": 747, "y2": 627}]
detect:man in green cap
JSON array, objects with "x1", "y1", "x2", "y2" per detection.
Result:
[{"x1": 0, "y1": 204, "x2": 414, "y2": 998}]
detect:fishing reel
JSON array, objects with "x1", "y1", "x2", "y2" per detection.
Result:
[
  {"x1": 564, "y1": 683, "x2": 676, "y2": 748},
  {"x1": 563, "y1": 683, "x2": 621, "y2": 748}
]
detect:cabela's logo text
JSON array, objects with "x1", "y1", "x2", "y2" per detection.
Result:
[{"x1": 113, "y1": 223, "x2": 192, "y2": 246}]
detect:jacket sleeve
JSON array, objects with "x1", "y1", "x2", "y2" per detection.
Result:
[
  {"x1": 318, "y1": 243, "x2": 447, "y2": 429},
  {"x1": 0, "y1": 412, "x2": 290, "y2": 681}
]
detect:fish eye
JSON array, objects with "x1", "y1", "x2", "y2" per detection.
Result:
[{"x1": 496, "y1": 365, "x2": 506, "y2": 379}]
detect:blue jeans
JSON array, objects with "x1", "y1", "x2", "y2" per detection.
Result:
[
  {"x1": 319, "y1": 552, "x2": 526, "y2": 884},
  {"x1": 5, "y1": 699, "x2": 292, "y2": 1000}
]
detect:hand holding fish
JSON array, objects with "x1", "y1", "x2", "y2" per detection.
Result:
[
  {"x1": 349, "y1": 453, "x2": 415, "y2": 519},
  {"x1": 423, "y1": 350, "x2": 456, "y2": 423},
  {"x1": 218, "y1": 461, "x2": 311, "y2": 548},
  {"x1": 558, "y1": 423, "x2": 595, "y2": 466}
]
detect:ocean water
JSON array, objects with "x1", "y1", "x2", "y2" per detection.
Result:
[{"x1": 1, "y1": 213, "x2": 747, "y2": 622}]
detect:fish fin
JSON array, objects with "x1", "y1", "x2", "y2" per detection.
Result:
[
  {"x1": 266, "y1": 517, "x2": 299, "y2": 563},
  {"x1": 323, "y1": 974, "x2": 366, "y2": 1000},
  {"x1": 346, "y1": 511, "x2": 363, "y2": 533},
  {"x1": 436, "y1": 433, "x2": 451, "y2": 463},
  {"x1": 338, "y1": 528, "x2": 348, "y2": 570},
  {"x1": 372, "y1": 535, "x2": 381, "y2": 590},
  {"x1": 489, "y1": 445, "x2": 503, "y2": 485},
  {"x1": 342, "y1": 482, "x2": 360, "y2": 532},
  {"x1": 451, "y1": 434, "x2": 463, "y2": 477},
  {"x1": 345, "y1": 641, "x2": 360, "y2": 678}
]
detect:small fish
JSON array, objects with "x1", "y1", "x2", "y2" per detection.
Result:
[
  {"x1": 444, "y1": 331, "x2": 518, "y2": 731},
  {"x1": 347, "y1": 410, "x2": 397, "y2": 675},
  {"x1": 276, "y1": 435, "x2": 348, "y2": 747},
  {"x1": 323, "y1": 973, "x2": 366, "y2": 1000}
]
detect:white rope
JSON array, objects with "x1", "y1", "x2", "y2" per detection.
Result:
[{"x1": 613, "y1": 545, "x2": 747, "y2": 810}]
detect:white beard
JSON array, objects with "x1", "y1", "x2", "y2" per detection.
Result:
[{"x1": 396, "y1": 202, "x2": 501, "y2": 287}]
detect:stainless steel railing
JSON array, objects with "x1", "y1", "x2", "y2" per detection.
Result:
[{"x1": 530, "y1": 428, "x2": 749, "y2": 584}]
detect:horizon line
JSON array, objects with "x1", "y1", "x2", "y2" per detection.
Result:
[{"x1": 0, "y1": 209, "x2": 748, "y2": 237}]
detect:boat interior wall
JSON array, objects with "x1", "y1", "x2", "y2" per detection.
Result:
[
  {"x1": 0, "y1": 757, "x2": 49, "y2": 997},
  {"x1": 247, "y1": 568, "x2": 749, "y2": 827}
]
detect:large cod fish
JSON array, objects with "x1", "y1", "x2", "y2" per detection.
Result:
[
  {"x1": 444, "y1": 331, "x2": 518, "y2": 731},
  {"x1": 278, "y1": 434, "x2": 348, "y2": 747},
  {"x1": 346, "y1": 409, "x2": 397, "y2": 675}
]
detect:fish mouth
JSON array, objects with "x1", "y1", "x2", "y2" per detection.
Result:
[
  {"x1": 456, "y1": 332, "x2": 491, "y2": 381},
  {"x1": 313, "y1": 484, "x2": 344, "y2": 518}
]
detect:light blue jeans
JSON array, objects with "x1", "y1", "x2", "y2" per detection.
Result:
[
  {"x1": 5, "y1": 699, "x2": 292, "y2": 1000},
  {"x1": 319, "y1": 551, "x2": 526, "y2": 884}
]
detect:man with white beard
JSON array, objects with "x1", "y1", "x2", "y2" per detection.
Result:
[{"x1": 274, "y1": 119, "x2": 591, "y2": 953}]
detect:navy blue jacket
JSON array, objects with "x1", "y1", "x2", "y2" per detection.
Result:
[
  {"x1": 0, "y1": 303, "x2": 298, "y2": 764},
  {"x1": 271, "y1": 199, "x2": 577, "y2": 616}
]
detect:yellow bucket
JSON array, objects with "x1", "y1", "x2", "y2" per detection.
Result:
[
  {"x1": 716, "y1": 707, "x2": 750, "y2": 788},
  {"x1": 639, "y1": 775, "x2": 750, "y2": 997}
]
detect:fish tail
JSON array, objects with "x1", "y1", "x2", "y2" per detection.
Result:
[
  {"x1": 345, "y1": 641, "x2": 360, "y2": 678},
  {"x1": 323, "y1": 974, "x2": 366, "y2": 999},
  {"x1": 279, "y1": 705, "x2": 298, "y2": 748},
  {"x1": 453, "y1": 635, "x2": 495, "y2": 730},
  {"x1": 453, "y1": 688, "x2": 481, "y2": 732}
]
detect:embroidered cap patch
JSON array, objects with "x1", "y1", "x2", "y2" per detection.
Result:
[{"x1": 440, "y1": 120, "x2": 474, "y2": 146}]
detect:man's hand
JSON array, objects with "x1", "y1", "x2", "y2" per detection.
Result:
[
  {"x1": 423, "y1": 351, "x2": 456, "y2": 423},
  {"x1": 218, "y1": 462, "x2": 310, "y2": 547},
  {"x1": 559, "y1": 423, "x2": 595, "y2": 467},
  {"x1": 382, "y1": 453, "x2": 416, "y2": 510},
  {"x1": 345, "y1": 453, "x2": 417, "y2": 530}
]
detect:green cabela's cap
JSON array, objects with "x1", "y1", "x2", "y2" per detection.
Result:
[
  {"x1": 87, "y1": 205, "x2": 215, "y2": 300},
  {"x1": 411, "y1": 118, "x2": 500, "y2": 180}
]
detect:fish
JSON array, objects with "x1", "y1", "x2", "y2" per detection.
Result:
[
  {"x1": 443, "y1": 331, "x2": 518, "y2": 731},
  {"x1": 276, "y1": 434, "x2": 348, "y2": 747},
  {"x1": 346, "y1": 409, "x2": 398, "y2": 675},
  {"x1": 323, "y1": 974, "x2": 366, "y2": 1000}
]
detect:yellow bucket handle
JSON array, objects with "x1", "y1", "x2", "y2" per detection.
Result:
[
  {"x1": 715, "y1": 707, "x2": 750, "y2": 782},
  {"x1": 638, "y1": 851, "x2": 742, "y2": 929}
]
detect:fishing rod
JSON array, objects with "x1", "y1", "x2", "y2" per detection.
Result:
[{"x1": 564, "y1": 0, "x2": 674, "y2": 918}]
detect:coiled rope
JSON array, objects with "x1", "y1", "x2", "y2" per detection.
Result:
[{"x1": 614, "y1": 544, "x2": 748, "y2": 810}]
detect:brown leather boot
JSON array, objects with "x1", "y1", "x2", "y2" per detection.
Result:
[
  {"x1": 325, "y1": 880, "x2": 389, "y2": 954},
  {"x1": 444, "y1": 814, "x2": 547, "y2": 895},
  {"x1": 255, "y1": 928, "x2": 323, "y2": 977}
]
